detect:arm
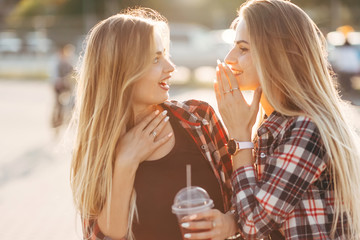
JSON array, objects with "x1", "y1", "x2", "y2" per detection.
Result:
[
  {"x1": 97, "y1": 163, "x2": 138, "y2": 239},
  {"x1": 82, "y1": 163, "x2": 137, "y2": 240},
  {"x1": 232, "y1": 118, "x2": 327, "y2": 239},
  {"x1": 213, "y1": 62, "x2": 261, "y2": 170}
]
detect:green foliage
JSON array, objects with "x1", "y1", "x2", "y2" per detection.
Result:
[
  {"x1": 6, "y1": 0, "x2": 360, "y2": 29},
  {"x1": 11, "y1": 0, "x2": 47, "y2": 17}
]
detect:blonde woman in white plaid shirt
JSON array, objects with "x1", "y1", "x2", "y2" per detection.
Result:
[{"x1": 182, "y1": 0, "x2": 360, "y2": 239}]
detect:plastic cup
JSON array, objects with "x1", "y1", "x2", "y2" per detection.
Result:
[{"x1": 172, "y1": 186, "x2": 214, "y2": 240}]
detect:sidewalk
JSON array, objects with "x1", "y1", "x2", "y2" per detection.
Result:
[
  {"x1": 0, "y1": 142, "x2": 81, "y2": 239},
  {"x1": 0, "y1": 79, "x2": 81, "y2": 239}
]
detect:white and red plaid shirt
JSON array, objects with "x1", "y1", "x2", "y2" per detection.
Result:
[{"x1": 232, "y1": 111, "x2": 346, "y2": 240}]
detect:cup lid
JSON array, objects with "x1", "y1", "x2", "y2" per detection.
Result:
[{"x1": 172, "y1": 186, "x2": 214, "y2": 214}]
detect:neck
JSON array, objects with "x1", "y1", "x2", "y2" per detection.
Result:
[
  {"x1": 133, "y1": 104, "x2": 163, "y2": 124},
  {"x1": 260, "y1": 93, "x2": 274, "y2": 117}
]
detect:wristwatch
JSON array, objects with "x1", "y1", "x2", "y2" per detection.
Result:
[{"x1": 227, "y1": 139, "x2": 254, "y2": 155}]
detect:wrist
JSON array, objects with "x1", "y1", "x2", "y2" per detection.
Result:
[
  {"x1": 227, "y1": 139, "x2": 254, "y2": 156},
  {"x1": 225, "y1": 211, "x2": 240, "y2": 239},
  {"x1": 229, "y1": 130, "x2": 251, "y2": 141},
  {"x1": 232, "y1": 152, "x2": 254, "y2": 170},
  {"x1": 114, "y1": 157, "x2": 139, "y2": 174}
]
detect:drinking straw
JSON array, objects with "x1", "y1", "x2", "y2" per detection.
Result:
[
  {"x1": 186, "y1": 164, "x2": 191, "y2": 188},
  {"x1": 186, "y1": 164, "x2": 191, "y2": 206}
]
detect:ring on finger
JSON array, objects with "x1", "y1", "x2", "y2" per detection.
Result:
[
  {"x1": 223, "y1": 89, "x2": 232, "y2": 94},
  {"x1": 151, "y1": 131, "x2": 157, "y2": 137},
  {"x1": 231, "y1": 87, "x2": 239, "y2": 91}
]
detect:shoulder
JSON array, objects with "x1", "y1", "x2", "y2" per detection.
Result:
[
  {"x1": 169, "y1": 99, "x2": 211, "y2": 108},
  {"x1": 267, "y1": 112, "x2": 318, "y2": 131},
  {"x1": 262, "y1": 112, "x2": 321, "y2": 141},
  {"x1": 287, "y1": 115, "x2": 319, "y2": 134},
  {"x1": 262, "y1": 114, "x2": 326, "y2": 161}
]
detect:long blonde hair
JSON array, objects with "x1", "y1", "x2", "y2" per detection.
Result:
[
  {"x1": 236, "y1": 0, "x2": 360, "y2": 238},
  {"x1": 70, "y1": 8, "x2": 169, "y2": 239}
]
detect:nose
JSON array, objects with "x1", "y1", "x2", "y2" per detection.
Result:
[
  {"x1": 164, "y1": 58, "x2": 175, "y2": 73},
  {"x1": 224, "y1": 47, "x2": 237, "y2": 65}
]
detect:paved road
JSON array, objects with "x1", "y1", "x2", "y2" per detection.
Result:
[{"x1": 0, "y1": 80, "x2": 359, "y2": 240}]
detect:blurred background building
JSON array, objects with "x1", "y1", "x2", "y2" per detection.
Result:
[{"x1": 0, "y1": 0, "x2": 359, "y2": 87}]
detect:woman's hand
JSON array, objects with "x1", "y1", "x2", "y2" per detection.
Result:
[
  {"x1": 180, "y1": 209, "x2": 238, "y2": 240},
  {"x1": 115, "y1": 110, "x2": 172, "y2": 168},
  {"x1": 214, "y1": 61, "x2": 261, "y2": 140}
]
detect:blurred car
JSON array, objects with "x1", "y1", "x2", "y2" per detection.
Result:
[
  {"x1": 169, "y1": 23, "x2": 233, "y2": 70},
  {"x1": 327, "y1": 30, "x2": 360, "y2": 91},
  {"x1": 25, "y1": 32, "x2": 53, "y2": 54},
  {"x1": 0, "y1": 31, "x2": 22, "y2": 54}
]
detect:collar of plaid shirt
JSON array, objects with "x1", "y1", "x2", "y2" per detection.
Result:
[{"x1": 257, "y1": 111, "x2": 290, "y2": 139}]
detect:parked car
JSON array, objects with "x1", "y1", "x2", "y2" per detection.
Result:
[
  {"x1": 0, "y1": 31, "x2": 22, "y2": 54},
  {"x1": 169, "y1": 23, "x2": 233, "y2": 70}
]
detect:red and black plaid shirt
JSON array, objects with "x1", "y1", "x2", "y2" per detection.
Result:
[
  {"x1": 83, "y1": 99, "x2": 233, "y2": 240},
  {"x1": 232, "y1": 111, "x2": 346, "y2": 239}
]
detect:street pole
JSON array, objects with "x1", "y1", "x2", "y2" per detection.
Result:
[
  {"x1": 105, "y1": 0, "x2": 119, "y2": 17},
  {"x1": 82, "y1": 0, "x2": 97, "y2": 33},
  {"x1": 330, "y1": 0, "x2": 341, "y2": 30}
]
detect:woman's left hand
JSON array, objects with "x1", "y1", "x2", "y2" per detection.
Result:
[
  {"x1": 214, "y1": 61, "x2": 262, "y2": 140},
  {"x1": 180, "y1": 209, "x2": 238, "y2": 240}
]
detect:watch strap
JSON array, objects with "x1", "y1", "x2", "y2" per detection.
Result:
[{"x1": 236, "y1": 141, "x2": 254, "y2": 150}]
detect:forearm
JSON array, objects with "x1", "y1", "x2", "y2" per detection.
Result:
[
  {"x1": 224, "y1": 210, "x2": 239, "y2": 238},
  {"x1": 97, "y1": 163, "x2": 138, "y2": 239}
]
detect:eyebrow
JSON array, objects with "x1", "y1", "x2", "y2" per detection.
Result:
[
  {"x1": 155, "y1": 51, "x2": 163, "y2": 55},
  {"x1": 235, "y1": 40, "x2": 249, "y2": 45}
]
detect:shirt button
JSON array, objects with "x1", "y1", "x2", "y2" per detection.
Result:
[
  {"x1": 201, "y1": 145, "x2": 206, "y2": 150},
  {"x1": 260, "y1": 153, "x2": 266, "y2": 158}
]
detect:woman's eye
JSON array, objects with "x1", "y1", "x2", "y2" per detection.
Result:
[
  {"x1": 153, "y1": 57, "x2": 159, "y2": 64},
  {"x1": 239, "y1": 47, "x2": 248, "y2": 53}
]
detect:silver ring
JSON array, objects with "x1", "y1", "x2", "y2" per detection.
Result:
[
  {"x1": 231, "y1": 87, "x2": 239, "y2": 91},
  {"x1": 223, "y1": 90, "x2": 232, "y2": 94},
  {"x1": 212, "y1": 221, "x2": 216, "y2": 228},
  {"x1": 151, "y1": 131, "x2": 157, "y2": 137}
]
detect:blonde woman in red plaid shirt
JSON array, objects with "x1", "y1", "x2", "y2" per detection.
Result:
[
  {"x1": 70, "y1": 7, "x2": 241, "y2": 240},
  {"x1": 183, "y1": 0, "x2": 360, "y2": 239}
]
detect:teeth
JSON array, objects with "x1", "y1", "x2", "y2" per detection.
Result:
[{"x1": 159, "y1": 80, "x2": 169, "y2": 87}]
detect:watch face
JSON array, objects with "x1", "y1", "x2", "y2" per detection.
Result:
[{"x1": 227, "y1": 140, "x2": 237, "y2": 155}]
